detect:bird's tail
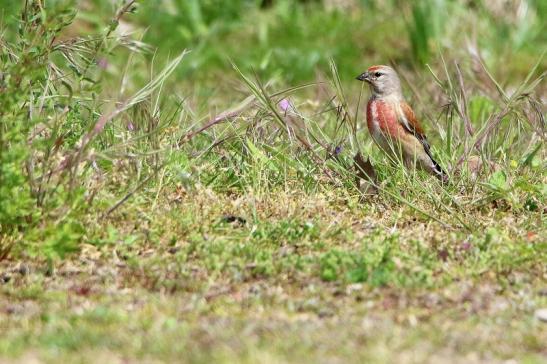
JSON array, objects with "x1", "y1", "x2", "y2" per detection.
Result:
[
  {"x1": 431, "y1": 157, "x2": 449, "y2": 183},
  {"x1": 422, "y1": 143, "x2": 448, "y2": 183}
]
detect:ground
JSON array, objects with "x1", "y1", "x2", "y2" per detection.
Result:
[
  {"x1": 0, "y1": 1, "x2": 546, "y2": 363},
  {"x1": 1, "y1": 187, "x2": 546, "y2": 363}
]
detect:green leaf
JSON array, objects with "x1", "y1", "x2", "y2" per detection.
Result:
[{"x1": 488, "y1": 170, "x2": 508, "y2": 190}]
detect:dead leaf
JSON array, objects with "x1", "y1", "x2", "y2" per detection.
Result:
[
  {"x1": 354, "y1": 152, "x2": 378, "y2": 196},
  {"x1": 459, "y1": 155, "x2": 501, "y2": 179}
]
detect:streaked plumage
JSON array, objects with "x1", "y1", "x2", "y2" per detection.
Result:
[{"x1": 357, "y1": 65, "x2": 447, "y2": 181}]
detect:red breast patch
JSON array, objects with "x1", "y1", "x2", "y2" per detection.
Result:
[{"x1": 367, "y1": 99, "x2": 404, "y2": 138}]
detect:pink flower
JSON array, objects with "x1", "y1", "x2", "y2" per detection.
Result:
[
  {"x1": 97, "y1": 58, "x2": 109, "y2": 70},
  {"x1": 278, "y1": 98, "x2": 291, "y2": 113}
]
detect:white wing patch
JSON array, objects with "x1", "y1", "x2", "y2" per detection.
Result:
[
  {"x1": 396, "y1": 103, "x2": 414, "y2": 136},
  {"x1": 370, "y1": 101, "x2": 379, "y2": 131}
]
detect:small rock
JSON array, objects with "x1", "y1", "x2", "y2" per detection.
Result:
[
  {"x1": 248, "y1": 285, "x2": 261, "y2": 295},
  {"x1": 5, "y1": 305, "x2": 19, "y2": 315},
  {"x1": 317, "y1": 308, "x2": 334, "y2": 318},
  {"x1": 168, "y1": 246, "x2": 180, "y2": 254},
  {"x1": 0, "y1": 274, "x2": 11, "y2": 284},
  {"x1": 277, "y1": 245, "x2": 294, "y2": 257},
  {"x1": 220, "y1": 215, "x2": 246, "y2": 226},
  {"x1": 346, "y1": 283, "x2": 363, "y2": 294},
  {"x1": 17, "y1": 264, "x2": 30, "y2": 276},
  {"x1": 534, "y1": 308, "x2": 547, "y2": 322}
]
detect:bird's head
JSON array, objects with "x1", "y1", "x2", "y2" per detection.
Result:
[{"x1": 356, "y1": 65, "x2": 402, "y2": 98}]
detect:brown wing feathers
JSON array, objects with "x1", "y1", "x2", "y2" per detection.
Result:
[
  {"x1": 400, "y1": 102, "x2": 425, "y2": 139},
  {"x1": 399, "y1": 102, "x2": 447, "y2": 180}
]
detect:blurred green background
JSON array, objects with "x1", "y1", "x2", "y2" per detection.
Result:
[{"x1": 3, "y1": 0, "x2": 545, "y2": 86}]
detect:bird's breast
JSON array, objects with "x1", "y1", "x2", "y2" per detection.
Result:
[{"x1": 366, "y1": 99, "x2": 403, "y2": 139}]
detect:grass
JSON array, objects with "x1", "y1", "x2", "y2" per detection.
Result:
[{"x1": 0, "y1": 0, "x2": 546, "y2": 363}]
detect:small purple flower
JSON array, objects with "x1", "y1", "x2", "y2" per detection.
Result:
[
  {"x1": 460, "y1": 241, "x2": 472, "y2": 251},
  {"x1": 127, "y1": 121, "x2": 135, "y2": 131},
  {"x1": 278, "y1": 98, "x2": 291, "y2": 112},
  {"x1": 334, "y1": 145, "x2": 343, "y2": 156},
  {"x1": 97, "y1": 58, "x2": 109, "y2": 70}
]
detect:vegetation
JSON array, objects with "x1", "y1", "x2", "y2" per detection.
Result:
[{"x1": 0, "y1": 0, "x2": 545, "y2": 362}]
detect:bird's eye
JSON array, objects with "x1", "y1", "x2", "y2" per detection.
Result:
[{"x1": 374, "y1": 72, "x2": 382, "y2": 77}]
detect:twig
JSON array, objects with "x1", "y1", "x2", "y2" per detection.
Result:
[
  {"x1": 454, "y1": 61, "x2": 474, "y2": 137},
  {"x1": 178, "y1": 95, "x2": 255, "y2": 144},
  {"x1": 103, "y1": 164, "x2": 162, "y2": 217}
]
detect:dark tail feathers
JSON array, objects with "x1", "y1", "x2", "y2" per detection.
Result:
[
  {"x1": 431, "y1": 157, "x2": 448, "y2": 183},
  {"x1": 422, "y1": 142, "x2": 448, "y2": 183}
]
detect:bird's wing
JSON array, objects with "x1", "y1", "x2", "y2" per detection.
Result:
[
  {"x1": 399, "y1": 102, "x2": 426, "y2": 141},
  {"x1": 399, "y1": 101, "x2": 438, "y2": 158},
  {"x1": 399, "y1": 102, "x2": 448, "y2": 181}
]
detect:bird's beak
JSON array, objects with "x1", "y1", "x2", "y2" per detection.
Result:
[{"x1": 356, "y1": 71, "x2": 370, "y2": 82}]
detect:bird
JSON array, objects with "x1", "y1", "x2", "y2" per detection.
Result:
[{"x1": 356, "y1": 65, "x2": 448, "y2": 182}]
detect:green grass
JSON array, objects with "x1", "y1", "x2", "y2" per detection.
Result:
[{"x1": 0, "y1": 0, "x2": 546, "y2": 363}]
